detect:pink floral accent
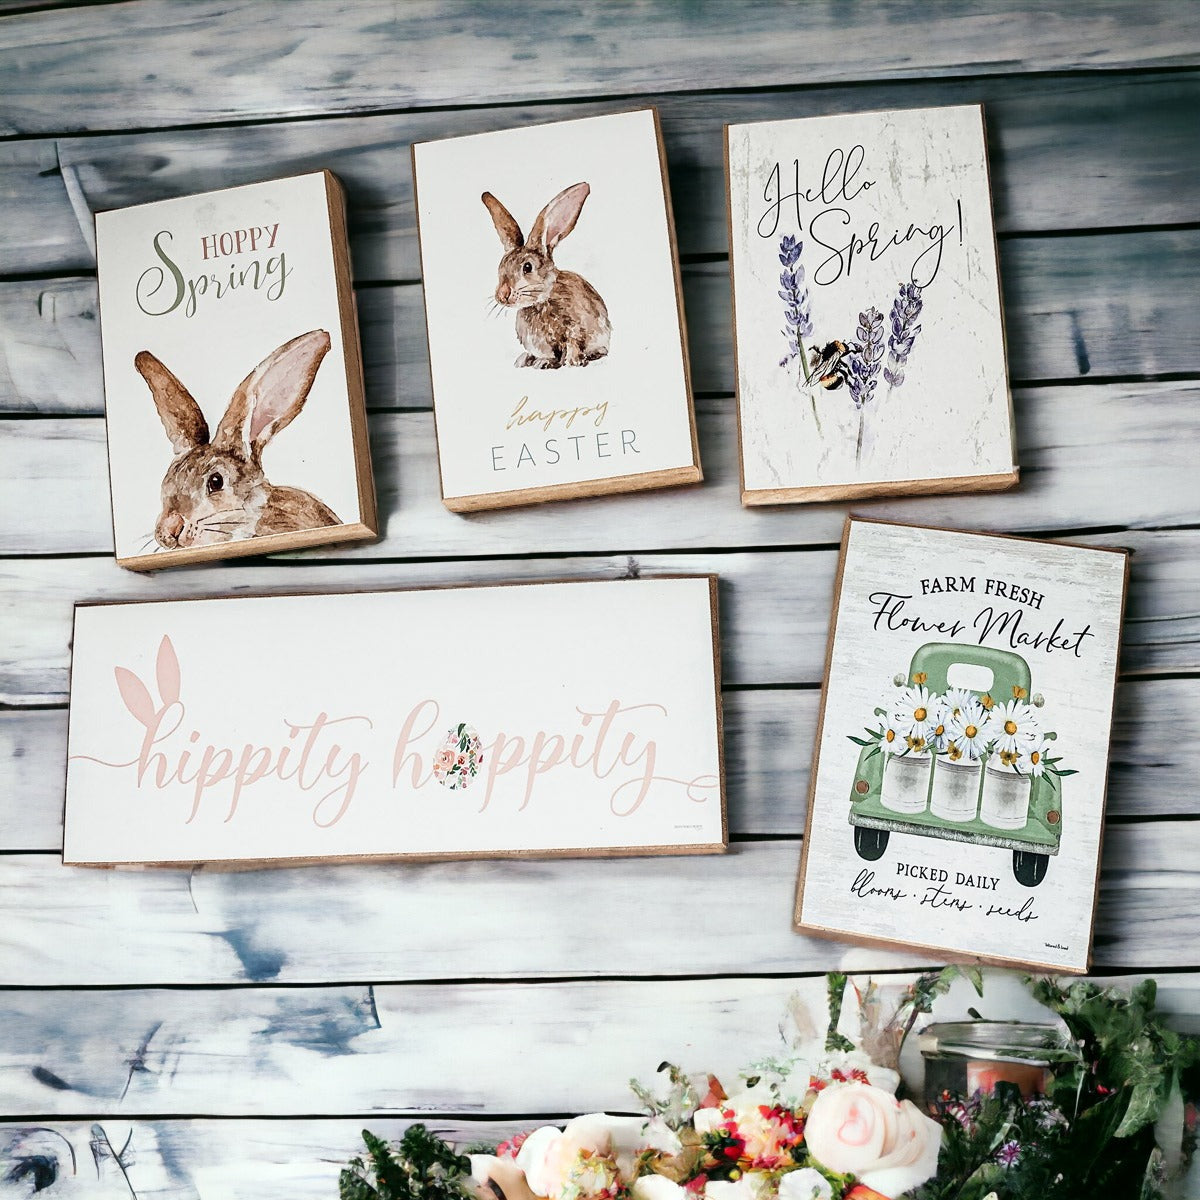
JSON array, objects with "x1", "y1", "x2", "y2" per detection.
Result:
[
  {"x1": 433, "y1": 723, "x2": 485, "y2": 791},
  {"x1": 496, "y1": 1131, "x2": 529, "y2": 1160},
  {"x1": 718, "y1": 1104, "x2": 804, "y2": 1170}
]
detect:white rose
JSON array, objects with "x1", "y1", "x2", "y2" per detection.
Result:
[
  {"x1": 469, "y1": 1155, "x2": 541, "y2": 1200},
  {"x1": 692, "y1": 1106, "x2": 726, "y2": 1136},
  {"x1": 777, "y1": 1169, "x2": 833, "y2": 1200},
  {"x1": 804, "y1": 1083, "x2": 941, "y2": 1197},
  {"x1": 516, "y1": 1115, "x2": 681, "y2": 1198},
  {"x1": 631, "y1": 1176, "x2": 687, "y2": 1200},
  {"x1": 704, "y1": 1170, "x2": 771, "y2": 1200}
]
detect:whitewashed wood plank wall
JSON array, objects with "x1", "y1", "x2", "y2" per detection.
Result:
[{"x1": 1, "y1": 2, "x2": 1199, "y2": 1197}]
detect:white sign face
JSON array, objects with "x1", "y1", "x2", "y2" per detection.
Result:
[
  {"x1": 64, "y1": 579, "x2": 726, "y2": 866},
  {"x1": 727, "y1": 105, "x2": 1017, "y2": 503},
  {"x1": 795, "y1": 520, "x2": 1128, "y2": 974},
  {"x1": 412, "y1": 109, "x2": 701, "y2": 510},
  {"x1": 96, "y1": 172, "x2": 376, "y2": 569}
]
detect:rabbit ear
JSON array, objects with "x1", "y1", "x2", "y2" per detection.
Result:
[
  {"x1": 134, "y1": 351, "x2": 210, "y2": 454},
  {"x1": 481, "y1": 191, "x2": 523, "y2": 252},
  {"x1": 213, "y1": 329, "x2": 331, "y2": 456},
  {"x1": 527, "y1": 182, "x2": 591, "y2": 252}
]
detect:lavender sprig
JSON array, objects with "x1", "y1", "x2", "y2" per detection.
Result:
[
  {"x1": 882, "y1": 282, "x2": 924, "y2": 388},
  {"x1": 777, "y1": 234, "x2": 814, "y2": 382},
  {"x1": 846, "y1": 306, "x2": 885, "y2": 412}
]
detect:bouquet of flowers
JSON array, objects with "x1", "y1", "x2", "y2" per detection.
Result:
[
  {"x1": 853, "y1": 673, "x2": 1072, "y2": 783},
  {"x1": 340, "y1": 971, "x2": 1198, "y2": 1200}
]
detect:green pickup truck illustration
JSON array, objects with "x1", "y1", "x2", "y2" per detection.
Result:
[{"x1": 847, "y1": 642, "x2": 1072, "y2": 888}]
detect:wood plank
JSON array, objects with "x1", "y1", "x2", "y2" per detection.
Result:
[
  {"x1": 1, "y1": 530, "x2": 1195, "y2": 706},
  {"x1": 2, "y1": 971, "x2": 1199, "y2": 1121},
  {"x1": 5, "y1": 228, "x2": 1199, "y2": 415},
  {"x1": 3, "y1": 380, "x2": 1199, "y2": 559},
  {"x1": 0, "y1": 1119, "x2": 517, "y2": 1200},
  {"x1": 0, "y1": 822, "x2": 1195, "y2": 986},
  {"x1": 4, "y1": 676, "x2": 1198, "y2": 850},
  {"x1": 2, "y1": 72, "x2": 1195, "y2": 278},
  {"x1": 3, "y1": 1101, "x2": 1199, "y2": 1198},
  {"x1": 3, "y1": 2, "x2": 1199, "y2": 135}
]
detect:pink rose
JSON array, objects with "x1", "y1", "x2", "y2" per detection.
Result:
[{"x1": 804, "y1": 1082, "x2": 941, "y2": 1197}]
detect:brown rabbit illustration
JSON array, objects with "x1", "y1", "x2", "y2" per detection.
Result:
[
  {"x1": 482, "y1": 181, "x2": 611, "y2": 368},
  {"x1": 136, "y1": 329, "x2": 340, "y2": 551}
]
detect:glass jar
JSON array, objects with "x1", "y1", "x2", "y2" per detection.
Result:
[{"x1": 919, "y1": 1020, "x2": 1073, "y2": 1109}]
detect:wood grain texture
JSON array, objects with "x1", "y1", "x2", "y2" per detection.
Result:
[
  {"x1": 1, "y1": 530, "x2": 1196, "y2": 705},
  {"x1": 1, "y1": 70, "x2": 1197, "y2": 277},
  {"x1": 0, "y1": 822, "x2": 1196, "y2": 987},
  {"x1": 4, "y1": 382, "x2": 1199, "y2": 557},
  {"x1": 2, "y1": 677, "x2": 1197, "y2": 850},
  {"x1": 3, "y1": 2, "x2": 1199, "y2": 135},
  {"x1": 4, "y1": 229, "x2": 1199, "y2": 415},
  {"x1": 2, "y1": 972, "x2": 1200, "y2": 1119},
  {"x1": 0, "y1": 1119, "x2": 519, "y2": 1199}
]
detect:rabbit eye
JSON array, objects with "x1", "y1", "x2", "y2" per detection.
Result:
[
  {"x1": 522, "y1": 261, "x2": 533, "y2": 275},
  {"x1": 206, "y1": 472, "x2": 224, "y2": 495}
]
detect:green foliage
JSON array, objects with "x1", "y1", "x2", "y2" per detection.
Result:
[
  {"x1": 825, "y1": 971, "x2": 855, "y2": 1053},
  {"x1": 340, "y1": 1126, "x2": 474, "y2": 1200},
  {"x1": 910, "y1": 978, "x2": 1199, "y2": 1199},
  {"x1": 1031, "y1": 977, "x2": 1200, "y2": 1137},
  {"x1": 629, "y1": 1060, "x2": 701, "y2": 1130}
]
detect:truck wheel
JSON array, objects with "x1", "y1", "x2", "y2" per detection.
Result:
[
  {"x1": 1012, "y1": 850, "x2": 1049, "y2": 887},
  {"x1": 854, "y1": 827, "x2": 889, "y2": 861}
]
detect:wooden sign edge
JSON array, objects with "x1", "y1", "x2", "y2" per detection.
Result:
[
  {"x1": 95, "y1": 168, "x2": 380, "y2": 572},
  {"x1": 62, "y1": 574, "x2": 728, "y2": 869},
  {"x1": 725, "y1": 103, "x2": 1020, "y2": 507},
  {"x1": 791, "y1": 515, "x2": 1131, "y2": 974},
  {"x1": 411, "y1": 106, "x2": 703, "y2": 513}
]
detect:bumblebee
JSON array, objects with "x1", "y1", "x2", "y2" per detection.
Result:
[{"x1": 808, "y1": 339, "x2": 861, "y2": 390}]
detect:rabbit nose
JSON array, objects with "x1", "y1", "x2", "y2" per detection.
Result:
[
  {"x1": 161, "y1": 511, "x2": 184, "y2": 542},
  {"x1": 496, "y1": 281, "x2": 512, "y2": 303}
]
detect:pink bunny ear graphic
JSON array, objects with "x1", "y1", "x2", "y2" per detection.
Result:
[
  {"x1": 114, "y1": 667, "x2": 156, "y2": 728},
  {"x1": 156, "y1": 635, "x2": 180, "y2": 706}
]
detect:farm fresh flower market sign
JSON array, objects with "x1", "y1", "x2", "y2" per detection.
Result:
[{"x1": 794, "y1": 519, "x2": 1129, "y2": 974}]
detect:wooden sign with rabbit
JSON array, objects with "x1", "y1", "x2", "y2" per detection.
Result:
[
  {"x1": 62, "y1": 578, "x2": 727, "y2": 868},
  {"x1": 412, "y1": 109, "x2": 701, "y2": 511},
  {"x1": 95, "y1": 171, "x2": 377, "y2": 568}
]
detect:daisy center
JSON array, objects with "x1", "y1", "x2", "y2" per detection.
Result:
[
  {"x1": 1031, "y1": 751, "x2": 1040, "y2": 764},
  {"x1": 1004, "y1": 720, "x2": 1018, "y2": 735},
  {"x1": 913, "y1": 707, "x2": 927, "y2": 721},
  {"x1": 884, "y1": 729, "x2": 895, "y2": 743},
  {"x1": 965, "y1": 724, "x2": 978, "y2": 738}
]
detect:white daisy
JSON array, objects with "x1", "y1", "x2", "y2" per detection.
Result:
[
  {"x1": 987, "y1": 699, "x2": 1041, "y2": 755},
  {"x1": 948, "y1": 701, "x2": 989, "y2": 760},
  {"x1": 942, "y1": 687, "x2": 977, "y2": 721},
  {"x1": 892, "y1": 684, "x2": 937, "y2": 740},
  {"x1": 929, "y1": 702, "x2": 956, "y2": 753},
  {"x1": 1017, "y1": 731, "x2": 1048, "y2": 777},
  {"x1": 876, "y1": 716, "x2": 904, "y2": 755}
]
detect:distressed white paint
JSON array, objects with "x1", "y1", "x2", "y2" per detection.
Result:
[
  {"x1": 3, "y1": 528, "x2": 1196, "y2": 706},
  {"x1": 5, "y1": 381, "x2": 1200, "y2": 557},
  {"x1": 0, "y1": 824, "x2": 1196, "y2": 986}
]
